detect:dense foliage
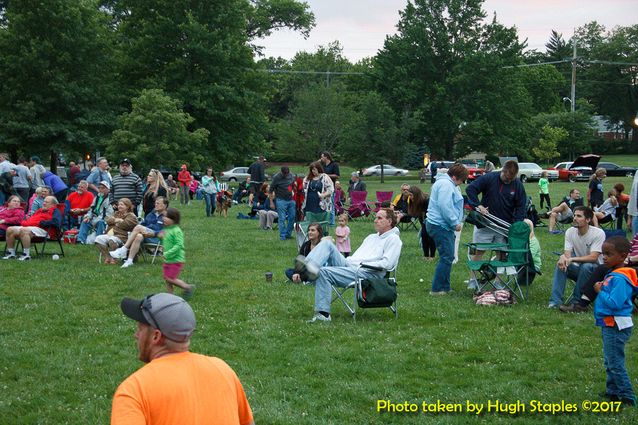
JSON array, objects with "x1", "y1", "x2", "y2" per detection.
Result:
[{"x1": 0, "y1": 0, "x2": 635, "y2": 169}]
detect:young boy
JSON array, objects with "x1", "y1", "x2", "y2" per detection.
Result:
[{"x1": 594, "y1": 236, "x2": 638, "y2": 405}]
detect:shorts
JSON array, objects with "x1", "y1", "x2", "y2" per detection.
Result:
[
  {"x1": 143, "y1": 237, "x2": 160, "y2": 245},
  {"x1": 557, "y1": 209, "x2": 574, "y2": 223},
  {"x1": 21, "y1": 226, "x2": 48, "y2": 238},
  {"x1": 95, "y1": 234, "x2": 123, "y2": 247},
  {"x1": 163, "y1": 262, "x2": 184, "y2": 280},
  {"x1": 472, "y1": 226, "x2": 506, "y2": 245}
]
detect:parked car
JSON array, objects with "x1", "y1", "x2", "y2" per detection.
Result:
[
  {"x1": 424, "y1": 161, "x2": 455, "y2": 179},
  {"x1": 515, "y1": 163, "x2": 558, "y2": 183},
  {"x1": 596, "y1": 162, "x2": 637, "y2": 177},
  {"x1": 461, "y1": 162, "x2": 485, "y2": 181},
  {"x1": 220, "y1": 166, "x2": 250, "y2": 182},
  {"x1": 362, "y1": 164, "x2": 409, "y2": 177},
  {"x1": 551, "y1": 154, "x2": 600, "y2": 182}
]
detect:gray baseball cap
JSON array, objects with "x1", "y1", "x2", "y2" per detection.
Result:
[{"x1": 120, "y1": 293, "x2": 196, "y2": 342}]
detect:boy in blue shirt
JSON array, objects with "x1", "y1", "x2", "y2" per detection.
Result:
[{"x1": 594, "y1": 236, "x2": 638, "y2": 406}]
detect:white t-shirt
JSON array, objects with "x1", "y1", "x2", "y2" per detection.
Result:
[{"x1": 564, "y1": 226, "x2": 605, "y2": 264}]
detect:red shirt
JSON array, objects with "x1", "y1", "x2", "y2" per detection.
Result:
[
  {"x1": 21, "y1": 208, "x2": 55, "y2": 228},
  {"x1": 67, "y1": 191, "x2": 95, "y2": 216},
  {"x1": 178, "y1": 170, "x2": 192, "y2": 187}
]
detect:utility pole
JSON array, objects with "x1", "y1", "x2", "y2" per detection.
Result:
[{"x1": 570, "y1": 39, "x2": 577, "y2": 113}]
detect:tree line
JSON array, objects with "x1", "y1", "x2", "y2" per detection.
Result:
[{"x1": 0, "y1": 0, "x2": 635, "y2": 172}]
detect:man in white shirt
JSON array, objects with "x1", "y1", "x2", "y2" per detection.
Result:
[
  {"x1": 548, "y1": 206, "x2": 605, "y2": 308},
  {"x1": 296, "y1": 208, "x2": 402, "y2": 322}
]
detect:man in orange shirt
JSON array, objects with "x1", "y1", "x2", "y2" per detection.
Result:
[
  {"x1": 177, "y1": 164, "x2": 192, "y2": 205},
  {"x1": 112, "y1": 293, "x2": 254, "y2": 425}
]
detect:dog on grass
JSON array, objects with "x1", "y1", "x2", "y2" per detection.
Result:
[{"x1": 217, "y1": 190, "x2": 233, "y2": 217}]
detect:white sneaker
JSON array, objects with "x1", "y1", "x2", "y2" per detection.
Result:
[
  {"x1": 110, "y1": 247, "x2": 128, "y2": 259},
  {"x1": 294, "y1": 255, "x2": 319, "y2": 281},
  {"x1": 121, "y1": 259, "x2": 134, "y2": 268},
  {"x1": 307, "y1": 313, "x2": 331, "y2": 323},
  {"x1": 2, "y1": 253, "x2": 16, "y2": 260},
  {"x1": 18, "y1": 254, "x2": 31, "y2": 261}
]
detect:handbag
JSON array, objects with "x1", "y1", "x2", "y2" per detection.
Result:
[{"x1": 358, "y1": 277, "x2": 397, "y2": 308}]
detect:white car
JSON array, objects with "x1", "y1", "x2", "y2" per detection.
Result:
[
  {"x1": 362, "y1": 164, "x2": 409, "y2": 177},
  {"x1": 516, "y1": 162, "x2": 558, "y2": 183},
  {"x1": 219, "y1": 167, "x2": 250, "y2": 182}
]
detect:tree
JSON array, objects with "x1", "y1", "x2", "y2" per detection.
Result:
[
  {"x1": 107, "y1": 89, "x2": 209, "y2": 172},
  {"x1": 272, "y1": 83, "x2": 355, "y2": 160},
  {"x1": 531, "y1": 109, "x2": 597, "y2": 160},
  {"x1": 246, "y1": 0, "x2": 315, "y2": 41},
  {"x1": 373, "y1": 0, "x2": 528, "y2": 159},
  {"x1": 532, "y1": 125, "x2": 565, "y2": 166},
  {"x1": 0, "y1": 0, "x2": 117, "y2": 166}
]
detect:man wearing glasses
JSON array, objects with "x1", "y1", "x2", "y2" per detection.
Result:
[
  {"x1": 2, "y1": 196, "x2": 61, "y2": 261},
  {"x1": 295, "y1": 208, "x2": 403, "y2": 323},
  {"x1": 112, "y1": 293, "x2": 254, "y2": 425}
]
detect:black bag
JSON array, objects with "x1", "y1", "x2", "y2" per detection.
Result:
[{"x1": 358, "y1": 278, "x2": 397, "y2": 308}]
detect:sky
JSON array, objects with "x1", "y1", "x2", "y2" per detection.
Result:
[{"x1": 257, "y1": 0, "x2": 638, "y2": 62}]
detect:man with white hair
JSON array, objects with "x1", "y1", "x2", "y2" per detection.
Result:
[{"x1": 3, "y1": 195, "x2": 61, "y2": 261}]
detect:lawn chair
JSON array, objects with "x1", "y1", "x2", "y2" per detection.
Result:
[
  {"x1": 140, "y1": 240, "x2": 163, "y2": 264},
  {"x1": 373, "y1": 191, "x2": 393, "y2": 215},
  {"x1": 347, "y1": 191, "x2": 371, "y2": 220},
  {"x1": 466, "y1": 221, "x2": 531, "y2": 300},
  {"x1": 31, "y1": 203, "x2": 65, "y2": 258},
  {"x1": 295, "y1": 211, "x2": 329, "y2": 249},
  {"x1": 331, "y1": 262, "x2": 399, "y2": 321},
  {"x1": 398, "y1": 215, "x2": 420, "y2": 231}
]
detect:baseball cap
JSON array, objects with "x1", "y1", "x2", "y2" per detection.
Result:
[
  {"x1": 98, "y1": 180, "x2": 110, "y2": 189},
  {"x1": 120, "y1": 293, "x2": 196, "y2": 342},
  {"x1": 120, "y1": 158, "x2": 132, "y2": 166}
]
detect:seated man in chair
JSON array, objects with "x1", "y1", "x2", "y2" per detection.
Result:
[
  {"x1": 2, "y1": 196, "x2": 61, "y2": 261},
  {"x1": 547, "y1": 188, "x2": 583, "y2": 234},
  {"x1": 65, "y1": 180, "x2": 94, "y2": 229},
  {"x1": 548, "y1": 206, "x2": 605, "y2": 309},
  {"x1": 296, "y1": 208, "x2": 402, "y2": 322}
]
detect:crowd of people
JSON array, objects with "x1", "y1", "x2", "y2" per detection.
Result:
[{"x1": 4, "y1": 150, "x2": 638, "y2": 413}]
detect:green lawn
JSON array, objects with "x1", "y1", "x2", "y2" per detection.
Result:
[{"x1": 2, "y1": 175, "x2": 638, "y2": 424}]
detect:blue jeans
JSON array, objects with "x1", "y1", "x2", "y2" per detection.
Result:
[
  {"x1": 203, "y1": 192, "x2": 216, "y2": 216},
  {"x1": 549, "y1": 262, "x2": 595, "y2": 306},
  {"x1": 426, "y1": 222, "x2": 455, "y2": 292},
  {"x1": 306, "y1": 240, "x2": 379, "y2": 313},
  {"x1": 77, "y1": 219, "x2": 106, "y2": 243},
  {"x1": 602, "y1": 325, "x2": 634, "y2": 400},
  {"x1": 329, "y1": 192, "x2": 336, "y2": 225},
  {"x1": 632, "y1": 215, "x2": 638, "y2": 238},
  {"x1": 276, "y1": 199, "x2": 296, "y2": 240}
]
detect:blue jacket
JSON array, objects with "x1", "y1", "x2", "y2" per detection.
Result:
[
  {"x1": 43, "y1": 171, "x2": 68, "y2": 193},
  {"x1": 466, "y1": 171, "x2": 526, "y2": 223},
  {"x1": 426, "y1": 174, "x2": 464, "y2": 231},
  {"x1": 141, "y1": 210, "x2": 164, "y2": 236},
  {"x1": 594, "y1": 267, "x2": 638, "y2": 327}
]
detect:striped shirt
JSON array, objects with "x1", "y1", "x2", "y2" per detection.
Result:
[{"x1": 110, "y1": 172, "x2": 143, "y2": 206}]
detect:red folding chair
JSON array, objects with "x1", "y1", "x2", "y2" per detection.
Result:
[
  {"x1": 347, "y1": 191, "x2": 371, "y2": 220},
  {"x1": 373, "y1": 191, "x2": 394, "y2": 215}
]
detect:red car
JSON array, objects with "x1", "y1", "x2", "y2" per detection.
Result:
[
  {"x1": 464, "y1": 164, "x2": 485, "y2": 181},
  {"x1": 550, "y1": 154, "x2": 600, "y2": 182}
]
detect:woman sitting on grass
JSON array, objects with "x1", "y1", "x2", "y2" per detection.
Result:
[
  {"x1": 0, "y1": 195, "x2": 25, "y2": 237},
  {"x1": 95, "y1": 198, "x2": 138, "y2": 264},
  {"x1": 285, "y1": 222, "x2": 324, "y2": 283}
]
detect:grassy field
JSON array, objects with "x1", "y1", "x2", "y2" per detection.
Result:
[{"x1": 2, "y1": 173, "x2": 638, "y2": 424}]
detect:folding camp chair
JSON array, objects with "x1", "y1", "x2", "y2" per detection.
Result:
[
  {"x1": 295, "y1": 211, "x2": 330, "y2": 249},
  {"x1": 141, "y1": 241, "x2": 163, "y2": 264},
  {"x1": 466, "y1": 221, "x2": 531, "y2": 300},
  {"x1": 398, "y1": 215, "x2": 420, "y2": 231},
  {"x1": 347, "y1": 191, "x2": 371, "y2": 220},
  {"x1": 373, "y1": 191, "x2": 393, "y2": 215},
  {"x1": 31, "y1": 204, "x2": 66, "y2": 258},
  {"x1": 331, "y1": 262, "x2": 399, "y2": 321}
]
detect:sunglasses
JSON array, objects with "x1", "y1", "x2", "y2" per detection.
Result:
[{"x1": 141, "y1": 295, "x2": 165, "y2": 335}]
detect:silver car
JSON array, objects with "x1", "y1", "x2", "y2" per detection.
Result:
[
  {"x1": 362, "y1": 164, "x2": 409, "y2": 176},
  {"x1": 220, "y1": 167, "x2": 250, "y2": 182}
]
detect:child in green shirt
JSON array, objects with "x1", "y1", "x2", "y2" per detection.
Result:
[
  {"x1": 538, "y1": 171, "x2": 551, "y2": 210},
  {"x1": 160, "y1": 207, "x2": 195, "y2": 299}
]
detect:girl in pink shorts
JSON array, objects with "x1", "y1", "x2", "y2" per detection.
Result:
[{"x1": 160, "y1": 207, "x2": 195, "y2": 299}]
